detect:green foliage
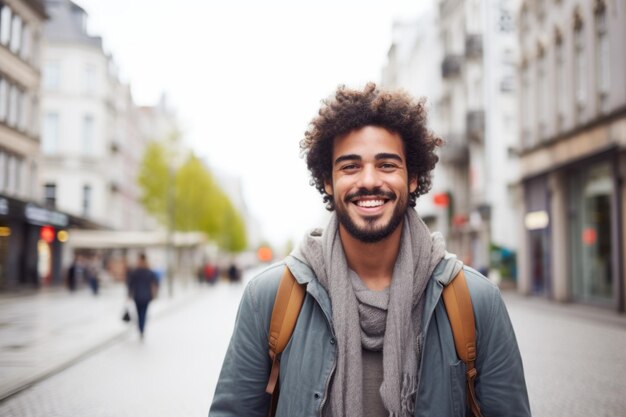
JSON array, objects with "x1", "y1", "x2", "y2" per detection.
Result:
[
  {"x1": 137, "y1": 142, "x2": 170, "y2": 224},
  {"x1": 137, "y1": 142, "x2": 248, "y2": 252}
]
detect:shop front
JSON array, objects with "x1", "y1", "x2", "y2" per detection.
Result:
[
  {"x1": 523, "y1": 176, "x2": 551, "y2": 297},
  {"x1": 0, "y1": 195, "x2": 69, "y2": 289},
  {"x1": 567, "y1": 159, "x2": 619, "y2": 307}
]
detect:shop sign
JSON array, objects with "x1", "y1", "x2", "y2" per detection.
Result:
[
  {"x1": 0, "y1": 198, "x2": 8, "y2": 215},
  {"x1": 25, "y1": 204, "x2": 69, "y2": 227}
]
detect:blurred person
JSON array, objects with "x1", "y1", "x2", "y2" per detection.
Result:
[
  {"x1": 209, "y1": 84, "x2": 530, "y2": 417},
  {"x1": 127, "y1": 253, "x2": 159, "y2": 340},
  {"x1": 86, "y1": 257, "x2": 100, "y2": 296},
  {"x1": 227, "y1": 263, "x2": 240, "y2": 283},
  {"x1": 66, "y1": 254, "x2": 83, "y2": 292}
]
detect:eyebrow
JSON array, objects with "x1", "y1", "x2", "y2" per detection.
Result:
[{"x1": 333, "y1": 153, "x2": 403, "y2": 166}]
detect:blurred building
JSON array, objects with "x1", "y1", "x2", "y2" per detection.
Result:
[
  {"x1": 382, "y1": 0, "x2": 521, "y2": 276},
  {"x1": 516, "y1": 0, "x2": 626, "y2": 312},
  {"x1": 40, "y1": 0, "x2": 149, "y2": 231},
  {"x1": 436, "y1": 0, "x2": 521, "y2": 273},
  {"x1": 0, "y1": 0, "x2": 63, "y2": 288},
  {"x1": 381, "y1": 6, "x2": 449, "y2": 235}
]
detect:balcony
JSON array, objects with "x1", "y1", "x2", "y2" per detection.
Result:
[
  {"x1": 441, "y1": 54, "x2": 463, "y2": 79},
  {"x1": 465, "y1": 34, "x2": 482, "y2": 59},
  {"x1": 439, "y1": 134, "x2": 469, "y2": 164},
  {"x1": 466, "y1": 110, "x2": 485, "y2": 142}
]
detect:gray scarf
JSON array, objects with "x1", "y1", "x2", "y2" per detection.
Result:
[{"x1": 297, "y1": 209, "x2": 446, "y2": 417}]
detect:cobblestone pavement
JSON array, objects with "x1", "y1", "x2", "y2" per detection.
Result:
[{"x1": 0, "y1": 275, "x2": 625, "y2": 417}]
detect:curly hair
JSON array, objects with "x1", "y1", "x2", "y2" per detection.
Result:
[{"x1": 300, "y1": 83, "x2": 443, "y2": 211}]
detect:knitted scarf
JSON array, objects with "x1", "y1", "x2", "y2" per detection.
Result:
[{"x1": 297, "y1": 209, "x2": 446, "y2": 417}]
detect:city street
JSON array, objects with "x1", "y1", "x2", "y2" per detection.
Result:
[{"x1": 0, "y1": 270, "x2": 625, "y2": 417}]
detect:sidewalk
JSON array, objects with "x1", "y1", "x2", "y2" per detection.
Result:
[
  {"x1": 501, "y1": 289, "x2": 626, "y2": 328},
  {"x1": 0, "y1": 279, "x2": 200, "y2": 401}
]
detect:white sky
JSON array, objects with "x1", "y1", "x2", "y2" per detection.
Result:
[{"x1": 73, "y1": 0, "x2": 432, "y2": 249}]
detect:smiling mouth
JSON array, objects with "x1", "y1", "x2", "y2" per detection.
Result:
[{"x1": 354, "y1": 199, "x2": 387, "y2": 208}]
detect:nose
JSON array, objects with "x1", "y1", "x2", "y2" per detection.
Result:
[{"x1": 357, "y1": 164, "x2": 383, "y2": 189}]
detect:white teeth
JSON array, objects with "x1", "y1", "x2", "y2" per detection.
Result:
[{"x1": 356, "y1": 200, "x2": 384, "y2": 208}]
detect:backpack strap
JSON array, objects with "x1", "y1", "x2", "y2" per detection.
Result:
[
  {"x1": 266, "y1": 266, "x2": 306, "y2": 416},
  {"x1": 442, "y1": 268, "x2": 483, "y2": 417}
]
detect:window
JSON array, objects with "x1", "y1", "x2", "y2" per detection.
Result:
[
  {"x1": 29, "y1": 95, "x2": 39, "y2": 136},
  {"x1": 43, "y1": 62, "x2": 60, "y2": 90},
  {"x1": 574, "y1": 13, "x2": 586, "y2": 113},
  {"x1": 13, "y1": 156, "x2": 21, "y2": 195},
  {"x1": 42, "y1": 112, "x2": 59, "y2": 154},
  {"x1": 7, "y1": 84, "x2": 17, "y2": 127},
  {"x1": 595, "y1": 6, "x2": 609, "y2": 112},
  {"x1": 0, "y1": 76, "x2": 7, "y2": 122},
  {"x1": 18, "y1": 90, "x2": 28, "y2": 132},
  {"x1": 84, "y1": 65, "x2": 96, "y2": 94},
  {"x1": 9, "y1": 13, "x2": 21, "y2": 54},
  {"x1": 555, "y1": 31, "x2": 566, "y2": 129},
  {"x1": 0, "y1": 5, "x2": 11, "y2": 46},
  {"x1": 20, "y1": 24, "x2": 30, "y2": 61},
  {"x1": 522, "y1": 64, "x2": 535, "y2": 147},
  {"x1": 537, "y1": 47, "x2": 547, "y2": 137},
  {"x1": 0, "y1": 151, "x2": 5, "y2": 192},
  {"x1": 6, "y1": 154, "x2": 15, "y2": 195},
  {"x1": 499, "y1": 7, "x2": 514, "y2": 33},
  {"x1": 82, "y1": 185, "x2": 91, "y2": 217},
  {"x1": 82, "y1": 115, "x2": 94, "y2": 155},
  {"x1": 44, "y1": 183, "x2": 56, "y2": 208}
]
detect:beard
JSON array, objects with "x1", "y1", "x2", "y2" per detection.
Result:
[{"x1": 334, "y1": 187, "x2": 409, "y2": 244}]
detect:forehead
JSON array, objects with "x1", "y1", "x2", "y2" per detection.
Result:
[{"x1": 332, "y1": 126, "x2": 405, "y2": 160}]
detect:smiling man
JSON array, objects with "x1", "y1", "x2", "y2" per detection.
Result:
[{"x1": 209, "y1": 84, "x2": 530, "y2": 417}]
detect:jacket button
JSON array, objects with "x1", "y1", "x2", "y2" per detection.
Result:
[
  {"x1": 330, "y1": 337, "x2": 336, "y2": 345},
  {"x1": 314, "y1": 393, "x2": 321, "y2": 399}
]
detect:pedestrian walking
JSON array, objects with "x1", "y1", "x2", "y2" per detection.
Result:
[
  {"x1": 127, "y1": 253, "x2": 159, "y2": 340},
  {"x1": 209, "y1": 84, "x2": 530, "y2": 416},
  {"x1": 66, "y1": 254, "x2": 83, "y2": 292},
  {"x1": 85, "y1": 257, "x2": 100, "y2": 296}
]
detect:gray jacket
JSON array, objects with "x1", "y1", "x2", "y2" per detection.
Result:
[{"x1": 209, "y1": 254, "x2": 531, "y2": 417}]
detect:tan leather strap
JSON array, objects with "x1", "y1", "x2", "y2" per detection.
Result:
[
  {"x1": 266, "y1": 266, "x2": 306, "y2": 416},
  {"x1": 442, "y1": 269, "x2": 483, "y2": 417}
]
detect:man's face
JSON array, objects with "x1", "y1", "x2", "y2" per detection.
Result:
[{"x1": 324, "y1": 126, "x2": 417, "y2": 243}]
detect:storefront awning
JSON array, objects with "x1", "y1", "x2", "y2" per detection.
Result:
[{"x1": 65, "y1": 230, "x2": 206, "y2": 249}]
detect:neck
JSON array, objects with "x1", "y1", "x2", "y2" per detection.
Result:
[{"x1": 338, "y1": 221, "x2": 403, "y2": 291}]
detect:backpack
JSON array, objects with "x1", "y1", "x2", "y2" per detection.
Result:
[{"x1": 265, "y1": 266, "x2": 483, "y2": 417}]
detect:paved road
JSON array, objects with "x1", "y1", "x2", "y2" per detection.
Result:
[
  {"x1": 0, "y1": 276, "x2": 625, "y2": 417},
  {"x1": 505, "y1": 293, "x2": 626, "y2": 417},
  {"x1": 0, "y1": 280, "x2": 244, "y2": 417}
]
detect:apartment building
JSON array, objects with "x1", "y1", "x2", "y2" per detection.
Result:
[
  {"x1": 40, "y1": 0, "x2": 149, "y2": 231},
  {"x1": 437, "y1": 0, "x2": 520, "y2": 275},
  {"x1": 381, "y1": 7, "x2": 450, "y2": 235},
  {"x1": 516, "y1": 0, "x2": 626, "y2": 311},
  {"x1": 0, "y1": 0, "x2": 62, "y2": 288}
]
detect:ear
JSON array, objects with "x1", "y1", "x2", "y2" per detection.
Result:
[
  {"x1": 409, "y1": 176, "x2": 418, "y2": 194},
  {"x1": 324, "y1": 179, "x2": 334, "y2": 196}
]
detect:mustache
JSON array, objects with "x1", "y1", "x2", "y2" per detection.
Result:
[{"x1": 344, "y1": 187, "x2": 397, "y2": 202}]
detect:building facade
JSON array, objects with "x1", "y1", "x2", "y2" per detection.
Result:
[
  {"x1": 381, "y1": 6, "x2": 450, "y2": 236},
  {"x1": 516, "y1": 0, "x2": 626, "y2": 311},
  {"x1": 0, "y1": 0, "x2": 69, "y2": 289},
  {"x1": 40, "y1": 0, "x2": 149, "y2": 231}
]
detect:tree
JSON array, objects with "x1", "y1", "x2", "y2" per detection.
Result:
[
  {"x1": 137, "y1": 141, "x2": 170, "y2": 225},
  {"x1": 138, "y1": 143, "x2": 248, "y2": 252}
]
